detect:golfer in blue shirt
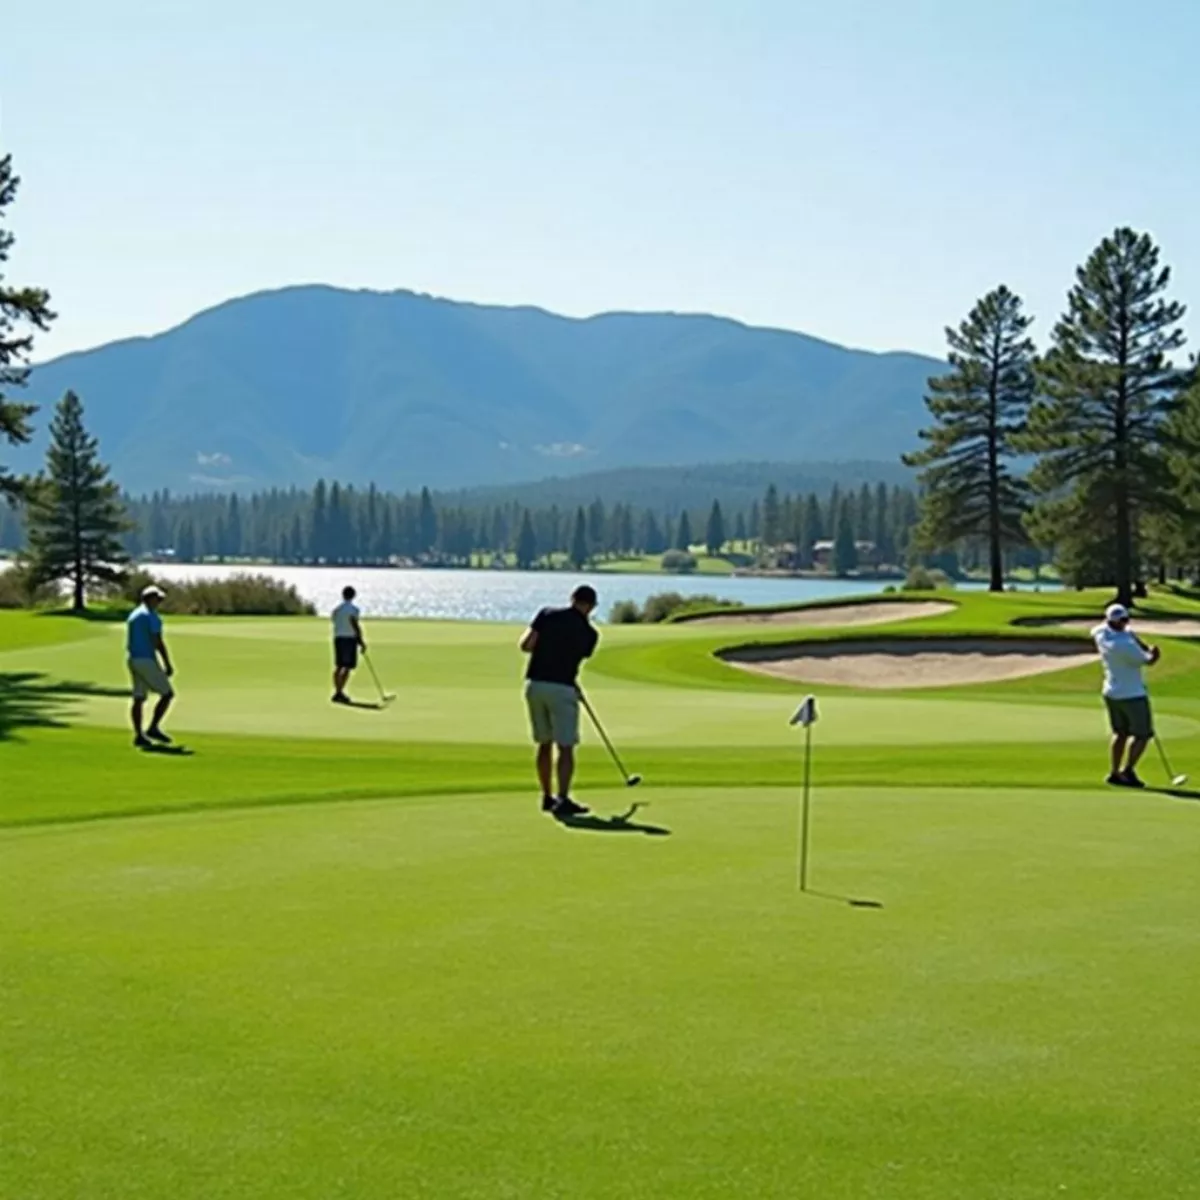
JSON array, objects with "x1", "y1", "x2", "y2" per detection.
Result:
[{"x1": 127, "y1": 584, "x2": 175, "y2": 748}]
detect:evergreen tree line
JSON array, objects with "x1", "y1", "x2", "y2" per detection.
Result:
[
  {"x1": 907, "y1": 226, "x2": 1200, "y2": 601},
  {"x1": 73, "y1": 478, "x2": 924, "y2": 570}
]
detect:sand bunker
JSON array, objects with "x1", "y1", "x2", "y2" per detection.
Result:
[
  {"x1": 686, "y1": 600, "x2": 954, "y2": 628},
  {"x1": 1052, "y1": 618, "x2": 1200, "y2": 638},
  {"x1": 720, "y1": 638, "x2": 1095, "y2": 689}
]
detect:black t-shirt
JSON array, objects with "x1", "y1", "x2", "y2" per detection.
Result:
[{"x1": 525, "y1": 606, "x2": 599, "y2": 685}]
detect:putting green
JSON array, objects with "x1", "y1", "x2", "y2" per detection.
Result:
[
  {"x1": 3, "y1": 593, "x2": 1200, "y2": 1199},
  {"x1": 4, "y1": 786, "x2": 1199, "y2": 1199}
]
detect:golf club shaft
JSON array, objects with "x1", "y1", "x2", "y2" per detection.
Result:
[
  {"x1": 1154, "y1": 734, "x2": 1182, "y2": 783},
  {"x1": 363, "y1": 648, "x2": 389, "y2": 702},
  {"x1": 578, "y1": 690, "x2": 634, "y2": 783}
]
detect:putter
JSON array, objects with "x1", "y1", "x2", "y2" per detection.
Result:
[
  {"x1": 1153, "y1": 735, "x2": 1188, "y2": 787},
  {"x1": 362, "y1": 649, "x2": 396, "y2": 705},
  {"x1": 577, "y1": 688, "x2": 642, "y2": 787}
]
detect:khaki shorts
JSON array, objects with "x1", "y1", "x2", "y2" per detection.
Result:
[
  {"x1": 1105, "y1": 696, "x2": 1153, "y2": 739},
  {"x1": 129, "y1": 658, "x2": 174, "y2": 701},
  {"x1": 524, "y1": 680, "x2": 580, "y2": 746}
]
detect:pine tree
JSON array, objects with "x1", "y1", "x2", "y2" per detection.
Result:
[
  {"x1": 674, "y1": 509, "x2": 693, "y2": 552},
  {"x1": 705, "y1": 500, "x2": 725, "y2": 555},
  {"x1": 569, "y1": 507, "x2": 589, "y2": 568},
  {"x1": 418, "y1": 486, "x2": 438, "y2": 557},
  {"x1": 832, "y1": 500, "x2": 858, "y2": 577},
  {"x1": 762, "y1": 485, "x2": 781, "y2": 548},
  {"x1": 1, "y1": 155, "x2": 55, "y2": 502},
  {"x1": 748, "y1": 500, "x2": 761, "y2": 543},
  {"x1": 515, "y1": 509, "x2": 538, "y2": 569},
  {"x1": 1024, "y1": 230, "x2": 1191, "y2": 604},
  {"x1": 904, "y1": 286, "x2": 1036, "y2": 591},
  {"x1": 26, "y1": 391, "x2": 129, "y2": 611},
  {"x1": 587, "y1": 499, "x2": 606, "y2": 558},
  {"x1": 640, "y1": 510, "x2": 665, "y2": 555},
  {"x1": 733, "y1": 511, "x2": 747, "y2": 545},
  {"x1": 310, "y1": 480, "x2": 328, "y2": 561}
]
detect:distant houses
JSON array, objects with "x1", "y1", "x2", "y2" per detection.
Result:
[{"x1": 770, "y1": 540, "x2": 883, "y2": 572}]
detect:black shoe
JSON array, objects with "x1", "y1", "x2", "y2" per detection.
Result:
[
  {"x1": 1121, "y1": 769, "x2": 1146, "y2": 789},
  {"x1": 332, "y1": 693, "x2": 351, "y2": 705},
  {"x1": 134, "y1": 734, "x2": 153, "y2": 750},
  {"x1": 553, "y1": 796, "x2": 590, "y2": 818},
  {"x1": 541, "y1": 794, "x2": 558, "y2": 813},
  {"x1": 146, "y1": 727, "x2": 172, "y2": 745},
  {"x1": 1106, "y1": 773, "x2": 1127, "y2": 786}
]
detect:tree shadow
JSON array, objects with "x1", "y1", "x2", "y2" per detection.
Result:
[
  {"x1": 558, "y1": 803, "x2": 671, "y2": 836},
  {"x1": 138, "y1": 743, "x2": 195, "y2": 757},
  {"x1": 37, "y1": 607, "x2": 130, "y2": 623},
  {"x1": 0, "y1": 671, "x2": 128, "y2": 741}
]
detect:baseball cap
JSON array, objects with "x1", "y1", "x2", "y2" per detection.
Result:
[
  {"x1": 141, "y1": 584, "x2": 167, "y2": 600},
  {"x1": 1105, "y1": 603, "x2": 1129, "y2": 623}
]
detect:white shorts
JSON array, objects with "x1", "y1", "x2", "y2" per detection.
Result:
[{"x1": 128, "y1": 658, "x2": 173, "y2": 700}]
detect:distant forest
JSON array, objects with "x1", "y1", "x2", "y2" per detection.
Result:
[{"x1": 0, "y1": 472, "x2": 1037, "y2": 577}]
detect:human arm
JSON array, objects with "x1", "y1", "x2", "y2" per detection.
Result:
[
  {"x1": 351, "y1": 614, "x2": 366, "y2": 650},
  {"x1": 153, "y1": 633, "x2": 174, "y2": 677},
  {"x1": 519, "y1": 609, "x2": 547, "y2": 654},
  {"x1": 1132, "y1": 633, "x2": 1161, "y2": 665}
]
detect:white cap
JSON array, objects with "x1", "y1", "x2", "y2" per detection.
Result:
[
  {"x1": 141, "y1": 584, "x2": 167, "y2": 600},
  {"x1": 1105, "y1": 603, "x2": 1129, "y2": 623}
]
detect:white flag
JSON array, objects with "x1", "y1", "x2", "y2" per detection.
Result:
[{"x1": 789, "y1": 695, "x2": 818, "y2": 727}]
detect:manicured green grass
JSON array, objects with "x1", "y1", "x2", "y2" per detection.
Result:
[{"x1": 3, "y1": 592, "x2": 1200, "y2": 1198}]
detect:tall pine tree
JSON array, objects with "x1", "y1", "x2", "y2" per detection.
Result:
[
  {"x1": 26, "y1": 391, "x2": 129, "y2": 611},
  {"x1": 705, "y1": 500, "x2": 725, "y2": 555},
  {"x1": 1024, "y1": 230, "x2": 1191, "y2": 603},
  {"x1": 904, "y1": 287, "x2": 1035, "y2": 591},
  {"x1": 1, "y1": 154, "x2": 55, "y2": 502}
]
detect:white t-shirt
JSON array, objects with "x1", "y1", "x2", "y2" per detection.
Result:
[
  {"x1": 1092, "y1": 623, "x2": 1151, "y2": 699},
  {"x1": 331, "y1": 600, "x2": 360, "y2": 640}
]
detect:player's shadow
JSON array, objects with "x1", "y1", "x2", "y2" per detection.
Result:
[
  {"x1": 557, "y1": 804, "x2": 671, "y2": 837},
  {"x1": 138, "y1": 743, "x2": 195, "y2": 757},
  {"x1": 0, "y1": 671, "x2": 129, "y2": 741},
  {"x1": 1155, "y1": 787, "x2": 1200, "y2": 803}
]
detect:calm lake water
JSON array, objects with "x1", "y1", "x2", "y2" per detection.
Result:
[{"x1": 145, "y1": 563, "x2": 1051, "y2": 623}]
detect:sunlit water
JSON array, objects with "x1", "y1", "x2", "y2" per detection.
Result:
[{"x1": 142, "y1": 563, "x2": 1052, "y2": 622}]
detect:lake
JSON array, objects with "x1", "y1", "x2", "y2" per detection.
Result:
[{"x1": 145, "y1": 563, "x2": 1053, "y2": 623}]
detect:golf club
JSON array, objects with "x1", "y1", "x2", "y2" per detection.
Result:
[
  {"x1": 577, "y1": 688, "x2": 642, "y2": 787},
  {"x1": 362, "y1": 649, "x2": 396, "y2": 705},
  {"x1": 1153, "y1": 735, "x2": 1188, "y2": 787}
]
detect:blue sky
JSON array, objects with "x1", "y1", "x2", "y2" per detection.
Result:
[{"x1": 3, "y1": 0, "x2": 1198, "y2": 360}]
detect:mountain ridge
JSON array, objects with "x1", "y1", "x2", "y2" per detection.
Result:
[{"x1": 16, "y1": 285, "x2": 943, "y2": 493}]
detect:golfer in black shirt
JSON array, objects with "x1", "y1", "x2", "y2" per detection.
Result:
[{"x1": 519, "y1": 585, "x2": 599, "y2": 817}]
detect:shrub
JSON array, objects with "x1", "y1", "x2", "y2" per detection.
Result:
[
  {"x1": 644, "y1": 591, "x2": 743, "y2": 623},
  {"x1": 608, "y1": 599, "x2": 642, "y2": 624},
  {"x1": 660, "y1": 549, "x2": 697, "y2": 574},
  {"x1": 0, "y1": 560, "x2": 59, "y2": 608},
  {"x1": 121, "y1": 568, "x2": 315, "y2": 616},
  {"x1": 902, "y1": 565, "x2": 952, "y2": 591}
]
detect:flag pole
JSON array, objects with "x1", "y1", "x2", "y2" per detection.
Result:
[
  {"x1": 790, "y1": 694, "x2": 818, "y2": 892},
  {"x1": 799, "y1": 719, "x2": 812, "y2": 891}
]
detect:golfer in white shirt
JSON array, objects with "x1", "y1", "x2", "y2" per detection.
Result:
[
  {"x1": 1092, "y1": 603, "x2": 1160, "y2": 788},
  {"x1": 330, "y1": 585, "x2": 365, "y2": 704}
]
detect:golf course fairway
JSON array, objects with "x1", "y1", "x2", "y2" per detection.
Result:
[{"x1": 3, "y1": 588, "x2": 1200, "y2": 1199}]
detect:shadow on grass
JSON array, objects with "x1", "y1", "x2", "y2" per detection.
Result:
[
  {"x1": 0, "y1": 671, "x2": 129, "y2": 741},
  {"x1": 36, "y1": 606, "x2": 130, "y2": 623},
  {"x1": 138, "y1": 743, "x2": 195, "y2": 757},
  {"x1": 558, "y1": 803, "x2": 671, "y2": 836},
  {"x1": 1155, "y1": 787, "x2": 1200, "y2": 803},
  {"x1": 805, "y1": 888, "x2": 885, "y2": 909}
]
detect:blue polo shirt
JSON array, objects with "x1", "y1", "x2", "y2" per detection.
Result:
[{"x1": 127, "y1": 604, "x2": 163, "y2": 659}]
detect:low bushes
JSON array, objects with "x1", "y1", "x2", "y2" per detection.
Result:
[
  {"x1": 902, "y1": 565, "x2": 953, "y2": 591},
  {"x1": 608, "y1": 591, "x2": 744, "y2": 624},
  {"x1": 660, "y1": 550, "x2": 697, "y2": 574},
  {"x1": 0, "y1": 562, "x2": 59, "y2": 609},
  {"x1": 121, "y1": 569, "x2": 315, "y2": 616}
]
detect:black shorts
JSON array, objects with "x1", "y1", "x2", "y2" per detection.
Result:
[
  {"x1": 1105, "y1": 696, "x2": 1153, "y2": 739},
  {"x1": 334, "y1": 637, "x2": 359, "y2": 670}
]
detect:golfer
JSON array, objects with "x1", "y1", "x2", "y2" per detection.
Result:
[
  {"x1": 519, "y1": 584, "x2": 599, "y2": 817},
  {"x1": 1093, "y1": 602, "x2": 1160, "y2": 788},
  {"x1": 331, "y1": 585, "x2": 366, "y2": 704},
  {"x1": 127, "y1": 583, "x2": 175, "y2": 748}
]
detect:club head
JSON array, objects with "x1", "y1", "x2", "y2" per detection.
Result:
[
  {"x1": 1173, "y1": 774, "x2": 1189, "y2": 787},
  {"x1": 626, "y1": 774, "x2": 642, "y2": 787}
]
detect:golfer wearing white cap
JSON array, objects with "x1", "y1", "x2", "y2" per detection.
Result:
[
  {"x1": 126, "y1": 584, "x2": 175, "y2": 749},
  {"x1": 1092, "y1": 602, "x2": 1160, "y2": 787}
]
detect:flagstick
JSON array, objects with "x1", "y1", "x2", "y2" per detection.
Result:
[{"x1": 798, "y1": 719, "x2": 813, "y2": 891}]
